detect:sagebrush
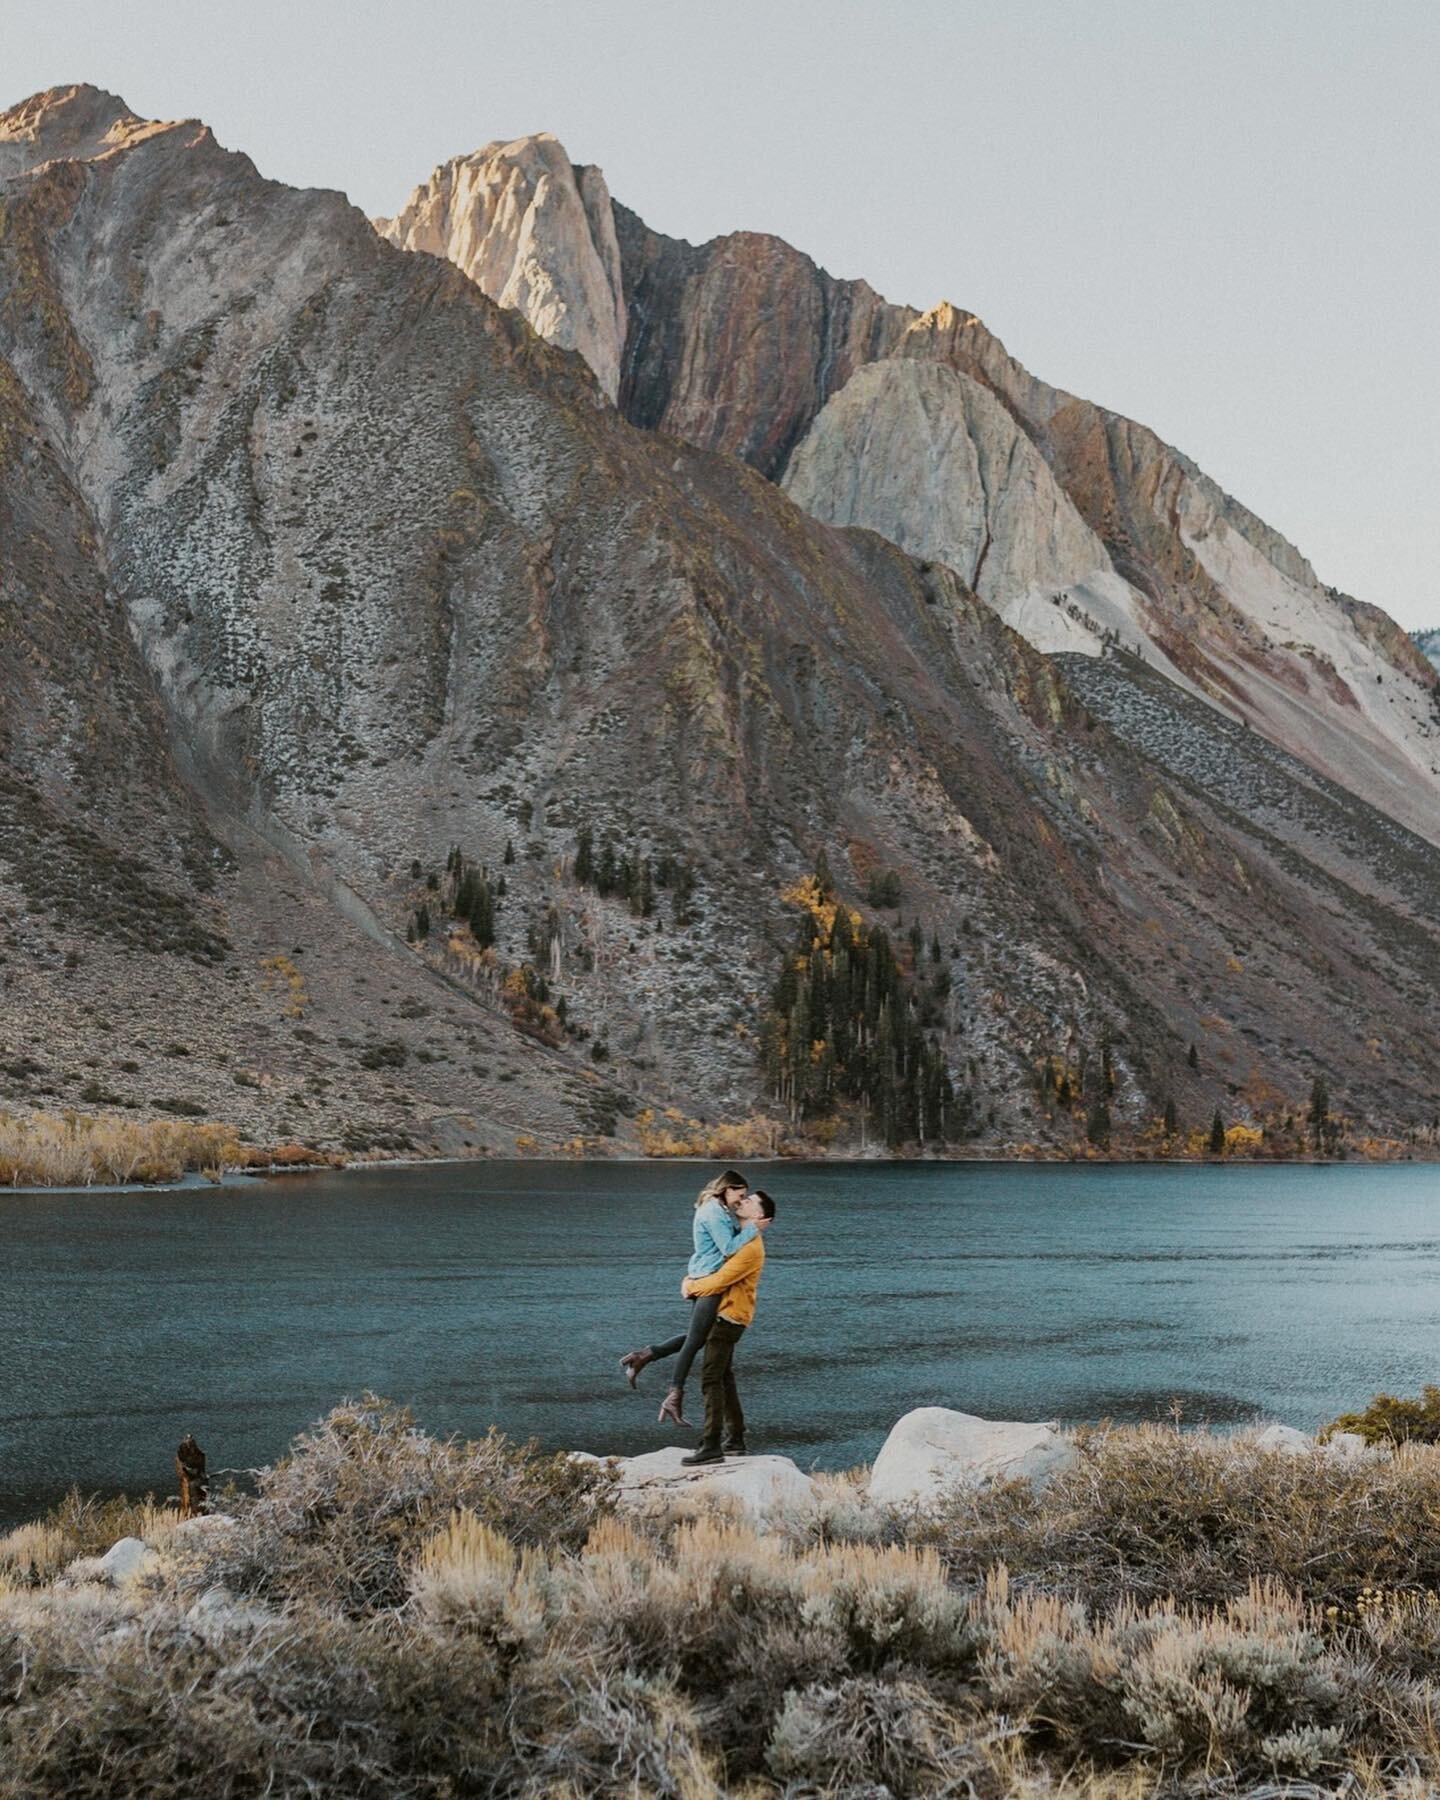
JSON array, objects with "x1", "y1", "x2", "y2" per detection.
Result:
[{"x1": 7, "y1": 1402, "x2": 1440, "y2": 1795}]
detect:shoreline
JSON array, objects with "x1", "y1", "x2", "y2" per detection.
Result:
[{"x1": 4, "y1": 1142, "x2": 1438, "y2": 1197}]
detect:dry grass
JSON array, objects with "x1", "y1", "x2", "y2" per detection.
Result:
[
  {"x1": 1, "y1": 1494, "x2": 183, "y2": 1586},
  {"x1": 0, "y1": 1109, "x2": 244, "y2": 1187},
  {"x1": 913, "y1": 1422, "x2": 1440, "y2": 1612},
  {"x1": 10, "y1": 1405, "x2": 1440, "y2": 1794}
]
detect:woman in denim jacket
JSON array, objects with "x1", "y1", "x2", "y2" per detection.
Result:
[{"x1": 619, "y1": 1168, "x2": 759, "y2": 1427}]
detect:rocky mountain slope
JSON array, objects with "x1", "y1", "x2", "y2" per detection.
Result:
[
  {"x1": 1, "y1": 85, "x2": 1437, "y2": 1159},
  {"x1": 387, "y1": 136, "x2": 1440, "y2": 849}
]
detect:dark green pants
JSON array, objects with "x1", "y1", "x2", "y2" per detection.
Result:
[{"x1": 700, "y1": 1316, "x2": 746, "y2": 1449}]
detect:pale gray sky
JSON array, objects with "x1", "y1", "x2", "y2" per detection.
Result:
[{"x1": 6, "y1": 0, "x2": 1436, "y2": 627}]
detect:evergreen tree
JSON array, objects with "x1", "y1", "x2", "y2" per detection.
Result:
[
  {"x1": 1086, "y1": 1098, "x2": 1111, "y2": 1147},
  {"x1": 574, "y1": 826, "x2": 594, "y2": 886},
  {"x1": 1188, "y1": 1042, "x2": 1199, "y2": 1071},
  {"x1": 759, "y1": 866, "x2": 964, "y2": 1148},
  {"x1": 503, "y1": 839, "x2": 515, "y2": 866},
  {"x1": 1308, "y1": 1076, "x2": 1330, "y2": 1151},
  {"x1": 454, "y1": 862, "x2": 498, "y2": 949},
  {"x1": 414, "y1": 902, "x2": 430, "y2": 940},
  {"x1": 671, "y1": 862, "x2": 696, "y2": 927},
  {"x1": 930, "y1": 932, "x2": 942, "y2": 964},
  {"x1": 1163, "y1": 1094, "x2": 1179, "y2": 1137},
  {"x1": 630, "y1": 857, "x2": 655, "y2": 919},
  {"x1": 814, "y1": 847, "x2": 835, "y2": 897},
  {"x1": 1209, "y1": 1109, "x2": 1226, "y2": 1154}
]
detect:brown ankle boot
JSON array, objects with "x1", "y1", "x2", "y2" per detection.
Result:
[
  {"x1": 658, "y1": 1386, "x2": 691, "y2": 1427},
  {"x1": 619, "y1": 1348, "x2": 654, "y2": 1389}
]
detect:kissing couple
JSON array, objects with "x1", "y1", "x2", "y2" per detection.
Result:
[{"x1": 618, "y1": 1169, "x2": 777, "y2": 1467}]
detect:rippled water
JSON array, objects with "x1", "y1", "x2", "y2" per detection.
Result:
[{"x1": 3, "y1": 1158, "x2": 1439, "y2": 1525}]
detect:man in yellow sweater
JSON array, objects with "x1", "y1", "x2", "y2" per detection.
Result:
[{"x1": 678, "y1": 1189, "x2": 776, "y2": 1464}]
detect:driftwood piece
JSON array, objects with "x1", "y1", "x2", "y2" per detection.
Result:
[{"x1": 176, "y1": 1433, "x2": 208, "y2": 1518}]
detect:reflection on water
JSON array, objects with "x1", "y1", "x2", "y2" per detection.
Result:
[{"x1": 2, "y1": 1158, "x2": 1439, "y2": 1524}]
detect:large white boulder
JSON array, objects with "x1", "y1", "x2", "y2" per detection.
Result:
[
  {"x1": 868, "y1": 1408, "x2": 1078, "y2": 1506},
  {"x1": 1254, "y1": 1423, "x2": 1314, "y2": 1456},
  {"x1": 594, "y1": 1447, "x2": 816, "y2": 1519}
]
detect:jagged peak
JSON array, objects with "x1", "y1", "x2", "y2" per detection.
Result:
[
  {"x1": 0, "y1": 82, "x2": 136, "y2": 137},
  {"x1": 912, "y1": 300, "x2": 984, "y2": 334},
  {"x1": 0, "y1": 83, "x2": 207, "y2": 179}
]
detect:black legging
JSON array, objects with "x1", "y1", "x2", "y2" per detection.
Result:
[{"x1": 647, "y1": 1294, "x2": 721, "y2": 1390}]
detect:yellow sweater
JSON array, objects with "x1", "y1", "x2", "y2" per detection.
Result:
[{"x1": 685, "y1": 1234, "x2": 766, "y2": 1326}]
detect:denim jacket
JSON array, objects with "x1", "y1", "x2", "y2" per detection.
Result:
[{"x1": 688, "y1": 1196, "x2": 758, "y2": 1277}]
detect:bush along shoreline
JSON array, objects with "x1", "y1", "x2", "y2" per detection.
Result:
[
  {"x1": 0, "y1": 1110, "x2": 338, "y2": 1188},
  {"x1": 7, "y1": 1394, "x2": 1440, "y2": 1794},
  {"x1": 3, "y1": 1102, "x2": 1434, "y2": 1191}
]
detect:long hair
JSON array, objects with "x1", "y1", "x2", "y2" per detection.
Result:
[{"x1": 693, "y1": 1168, "x2": 745, "y2": 1211}]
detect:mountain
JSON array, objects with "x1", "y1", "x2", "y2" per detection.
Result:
[
  {"x1": 385, "y1": 141, "x2": 1440, "y2": 850},
  {"x1": 2, "y1": 85, "x2": 1438, "y2": 1162},
  {"x1": 375, "y1": 134, "x2": 628, "y2": 403}
]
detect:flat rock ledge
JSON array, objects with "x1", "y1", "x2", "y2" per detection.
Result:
[{"x1": 574, "y1": 1446, "x2": 817, "y2": 1519}]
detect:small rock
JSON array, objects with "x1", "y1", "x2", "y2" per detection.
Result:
[
  {"x1": 1323, "y1": 1431, "x2": 1372, "y2": 1461},
  {"x1": 96, "y1": 1537, "x2": 158, "y2": 1584},
  {"x1": 598, "y1": 1446, "x2": 816, "y2": 1519},
  {"x1": 868, "y1": 1408, "x2": 1078, "y2": 1506},
  {"x1": 186, "y1": 1584, "x2": 276, "y2": 1637},
  {"x1": 1254, "y1": 1423, "x2": 1314, "y2": 1456},
  {"x1": 169, "y1": 1512, "x2": 237, "y2": 1541}
]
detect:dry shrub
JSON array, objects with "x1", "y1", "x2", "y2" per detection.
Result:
[
  {"x1": 17, "y1": 1409, "x2": 1440, "y2": 1794},
  {"x1": 503, "y1": 1651, "x2": 720, "y2": 1798},
  {"x1": 633, "y1": 1110, "x2": 785, "y2": 1159},
  {"x1": 766, "y1": 1673, "x2": 978, "y2": 1793},
  {"x1": 3, "y1": 1493, "x2": 182, "y2": 1588},
  {"x1": 977, "y1": 1567, "x2": 1345, "y2": 1777},
  {"x1": 0, "y1": 1523, "x2": 70, "y2": 1585},
  {"x1": 919, "y1": 1424, "x2": 1440, "y2": 1612},
  {"x1": 409, "y1": 1510, "x2": 547, "y2": 1655},
  {"x1": 0, "y1": 1109, "x2": 243, "y2": 1187},
  {"x1": 0, "y1": 1590, "x2": 501, "y2": 1798},
  {"x1": 770, "y1": 1467, "x2": 890, "y2": 1548},
  {"x1": 180, "y1": 1395, "x2": 615, "y2": 1615},
  {"x1": 802, "y1": 1538, "x2": 975, "y2": 1674}
]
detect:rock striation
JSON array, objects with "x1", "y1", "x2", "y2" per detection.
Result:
[
  {"x1": 611, "y1": 207, "x2": 909, "y2": 477},
  {"x1": 782, "y1": 358, "x2": 1156, "y2": 663},
  {"x1": 384, "y1": 137, "x2": 1440, "y2": 846}
]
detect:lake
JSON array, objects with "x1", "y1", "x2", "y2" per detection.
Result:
[{"x1": 3, "y1": 1158, "x2": 1440, "y2": 1526}]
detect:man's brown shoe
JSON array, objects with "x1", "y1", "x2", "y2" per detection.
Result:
[{"x1": 619, "y1": 1348, "x2": 654, "y2": 1389}]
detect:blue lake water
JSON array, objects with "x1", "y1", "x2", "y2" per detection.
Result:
[{"x1": 3, "y1": 1158, "x2": 1440, "y2": 1526}]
